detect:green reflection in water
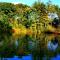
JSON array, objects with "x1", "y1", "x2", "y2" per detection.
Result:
[{"x1": 0, "y1": 33, "x2": 60, "y2": 60}]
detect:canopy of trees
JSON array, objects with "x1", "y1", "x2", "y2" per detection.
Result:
[{"x1": 0, "y1": 2, "x2": 60, "y2": 33}]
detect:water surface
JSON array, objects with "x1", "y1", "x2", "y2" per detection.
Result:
[{"x1": 0, "y1": 33, "x2": 60, "y2": 60}]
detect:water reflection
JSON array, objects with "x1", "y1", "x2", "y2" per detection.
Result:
[
  {"x1": 47, "y1": 37, "x2": 58, "y2": 51},
  {"x1": 0, "y1": 33, "x2": 60, "y2": 60}
]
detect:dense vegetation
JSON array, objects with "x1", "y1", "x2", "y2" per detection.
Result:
[
  {"x1": 0, "y1": 2, "x2": 60, "y2": 34},
  {"x1": 0, "y1": 2, "x2": 60, "y2": 59}
]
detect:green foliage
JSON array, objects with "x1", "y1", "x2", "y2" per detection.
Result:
[
  {"x1": 0, "y1": 2, "x2": 60, "y2": 33},
  {"x1": 0, "y1": 3, "x2": 16, "y2": 14}
]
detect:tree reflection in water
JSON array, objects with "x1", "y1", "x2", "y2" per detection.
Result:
[
  {"x1": 47, "y1": 37, "x2": 58, "y2": 51},
  {"x1": 0, "y1": 33, "x2": 60, "y2": 60}
]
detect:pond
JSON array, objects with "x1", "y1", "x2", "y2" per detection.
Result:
[{"x1": 0, "y1": 33, "x2": 60, "y2": 60}]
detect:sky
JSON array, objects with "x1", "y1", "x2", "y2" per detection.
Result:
[{"x1": 0, "y1": 0, "x2": 60, "y2": 7}]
